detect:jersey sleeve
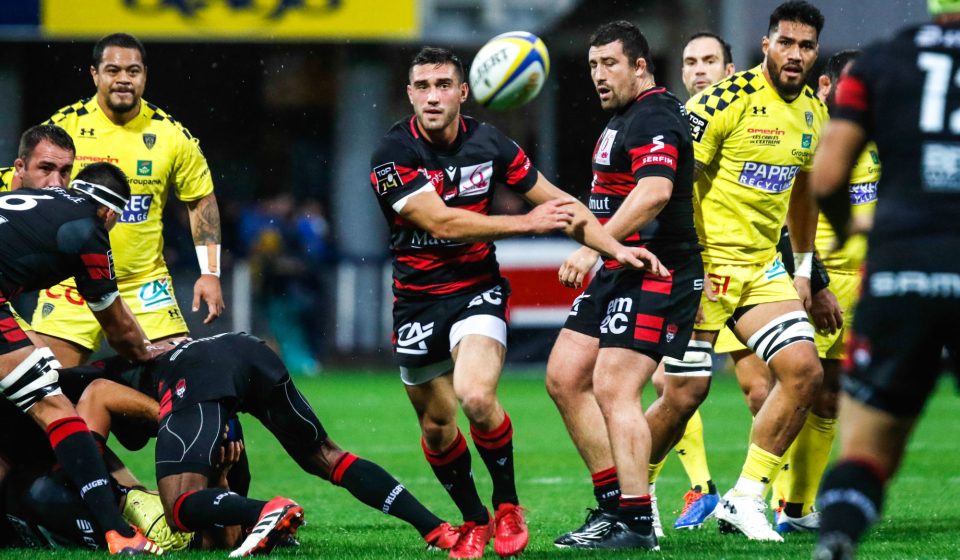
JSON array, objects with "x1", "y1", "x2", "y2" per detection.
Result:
[
  {"x1": 685, "y1": 91, "x2": 742, "y2": 167},
  {"x1": 832, "y1": 49, "x2": 878, "y2": 135},
  {"x1": 624, "y1": 112, "x2": 683, "y2": 182},
  {"x1": 490, "y1": 127, "x2": 538, "y2": 194},
  {"x1": 71, "y1": 222, "x2": 121, "y2": 312},
  {"x1": 369, "y1": 135, "x2": 433, "y2": 213},
  {"x1": 172, "y1": 127, "x2": 215, "y2": 202}
]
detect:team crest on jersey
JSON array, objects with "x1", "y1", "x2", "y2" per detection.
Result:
[
  {"x1": 594, "y1": 129, "x2": 618, "y2": 165},
  {"x1": 665, "y1": 323, "x2": 678, "y2": 343},
  {"x1": 688, "y1": 112, "x2": 707, "y2": 142},
  {"x1": 805, "y1": 111, "x2": 814, "y2": 128},
  {"x1": 175, "y1": 378, "x2": 186, "y2": 399},
  {"x1": 41, "y1": 303, "x2": 54, "y2": 318},
  {"x1": 458, "y1": 161, "x2": 493, "y2": 197},
  {"x1": 142, "y1": 133, "x2": 156, "y2": 150},
  {"x1": 373, "y1": 162, "x2": 402, "y2": 195}
]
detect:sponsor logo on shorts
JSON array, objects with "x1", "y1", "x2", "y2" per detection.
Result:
[
  {"x1": 137, "y1": 160, "x2": 152, "y2": 176},
  {"x1": 600, "y1": 298, "x2": 633, "y2": 335},
  {"x1": 468, "y1": 285, "x2": 503, "y2": 308},
  {"x1": 594, "y1": 128, "x2": 618, "y2": 165},
  {"x1": 765, "y1": 258, "x2": 787, "y2": 280},
  {"x1": 139, "y1": 277, "x2": 175, "y2": 311},
  {"x1": 175, "y1": 378, "x2": 186, "y2": 398},
  {"x1": 850, "y1": 181, "x2": 878, "y2": 205},
  {"x1": 396, "y1": 321, "x2": 434, "y2": 355},
  {"x1": 120, "y1": 194, "x2": 153, "y2": 223},
  {"x1": 688, "y1": 112, "x2": 707, "y2": 142},
  {"x1": 569, "y1": 294, "x2": 590, "y2": 316},
  {"x1": 458, "y1": 161, "x2": 493, "y2": 197},
  {"x1": 738, "y1": 162, "x2": 800, "y2": 193}
]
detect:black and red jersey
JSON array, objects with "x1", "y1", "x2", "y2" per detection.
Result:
[
  {"x1": 834, "y1": 23, "x2": 960, "y2": 246},
  {"x1": 589, "y1": 87, "x2": 701, "y2": 267},
  {"x1": 0, "y1": 187, "x2": 118, "y2": 308},
  {"x1": 370, "y1": 115, "x2": 538, "y2": 299}
]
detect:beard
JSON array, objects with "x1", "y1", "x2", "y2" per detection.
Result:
[
  {"x1": 766, "y1": 58, "x2": 806, "y2": 98},
  {"x1": 106, "y1": 93, "x2": 138, "y2": 115}
]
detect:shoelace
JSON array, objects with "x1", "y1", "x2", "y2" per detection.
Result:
[
  {"x1": 679, "y1": 490, "x2": 705, "y2": 515},
  {"x1": 453, "y1": 522, "x2": 487, "y2": 552},
  {"x1": 497, "y1": 507, "x2": 524, "y2": 534}
]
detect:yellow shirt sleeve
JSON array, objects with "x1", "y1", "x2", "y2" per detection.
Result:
[
  {"x1": 686, "y1": 86, "x2": 746, "y2": 168},
  {"x1": 172, "y1": 126, "x2": 214, "y2": 202}
]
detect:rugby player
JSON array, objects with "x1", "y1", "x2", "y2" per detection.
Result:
[
  {"x1": 682, "y1": 32, "x2": 736, "y2": 96},
  {"x1": 33, "y1": 32, "x2": 225, "y2": 368},
  {"x1": 546, "y1": 21, "x2": 703, "y2": 551},
  {"x1": 814, "y1": 1, "x2": 960, "y2": 557},
  {"x1": 370, "y1": 47, "x2": 664, "y2": 558},
  {"x1": 0, "y1": 161, "x2": 163, "y2": 554},
  {"x1": 677, "y1": 0, "x2": 828, "y2": 541}
]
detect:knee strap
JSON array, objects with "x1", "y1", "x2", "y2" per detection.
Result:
[
  {"x1": 746, "y1": 311, "x2": 815, "y2": 363},
  {"x1": 663, "y1": 340, "x2": 713, "y2": 377},
  {"x1": 0, "y1": 348, "x2": 62, "y2": 412}
]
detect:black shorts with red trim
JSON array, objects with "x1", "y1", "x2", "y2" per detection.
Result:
[
  {"x1": 843, "y1": 241, "x2": 960, "y2": 417},
  {"x1": 392, "y1": 279, "x2": 510, "y2": 369},
  {"x1": 0, "y1": 301, "x2": 32, "y2": 356},
  {"x1": 563, "y1": 255, "x2": 703, "y2": 360}
]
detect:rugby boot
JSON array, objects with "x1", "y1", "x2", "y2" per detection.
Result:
[
  {"x1": 553, "y1": 508, "x2": 617, "y2": 548},
  {"x1": 449, "y1": 517, "x2": 492, "y2": 559},
  {"x1": 493, "y1": 503, "x2": 528, "y2": 557},
  {"x1": 424, "y1": 522, "x2": 460, "y2": 551},
  {"x1": 673, "y1": 488, "x2": 720, "y2": 530},
  {"x1": 106, "y1": 526, "x2": 164, "y2": 555},
  {"x1": 229, "y1": 497, "x2": 304, "y2": 557}
]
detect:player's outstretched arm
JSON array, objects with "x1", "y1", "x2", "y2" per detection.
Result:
[
  {"x1": 186, "y1": 193, "x2": 225, "y2": 325},
  {"x1": 92, "y1": 297, "x2": 154, "y2": 362},
  {"x1": 399, "y1": 186, "x2": 574, "y2": 242}
]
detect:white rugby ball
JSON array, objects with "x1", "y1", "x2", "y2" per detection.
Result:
[{"x1": 469, "y1": 31, "x2": 550, "y2": 110}]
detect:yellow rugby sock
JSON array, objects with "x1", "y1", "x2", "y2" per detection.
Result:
[
  {"x1": 784, "y1": 413, "x2": 837, "y2": 515},
  {"x1": 648, "y1": 456, "x2": 667, "y2": 485},
  {"x1": 733, "y1": 443, "x2": 784, "y2": 497},
  {"x1": 674, "y1": 410, "x2": 713, "y2": 491},
  {"x1": 770, "y1": 439, "x2": 796, "y2": 507}
]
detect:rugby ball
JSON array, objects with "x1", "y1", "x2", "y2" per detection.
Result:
[{"x1": 469, "y1": 31, "x2": 550, "y2": 110}]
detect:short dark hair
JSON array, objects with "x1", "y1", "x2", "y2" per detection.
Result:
[
  {"x1": 18, "y1": 124, "x2": 75, "y2": 161},
  {"x1": 75, "y1": 162, "x2": 131, "y2": 205},
  {"x1": 688, "y1": 32, "x2": 734, "y2": 66},
  {"x1": 768, "y1": 1, "x2": 825, "y2": 39},
  {"x1": 589, "y1": 20, "x2": 655, "y2": 74},
  {"x1": 92, "y1": 33, "x2": 147, "y2": 68},
  {"x1": 410, "y1": 47, "x2": 465, "y2": 83},
  {"x1": 823, "y1": 49, "x2": 860, "y2": 82}
]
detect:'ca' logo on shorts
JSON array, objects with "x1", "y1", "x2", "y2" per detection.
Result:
[
  {"x1": 139, "y1": 278, "x2": 175, "y2": 311},
  {"x1": 396, "y1": 322, "x2": 433, "y2": 355}
]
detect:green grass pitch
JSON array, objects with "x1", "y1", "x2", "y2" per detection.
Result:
[{"x1": 2, "y1": 369, "x2": 956, "y2": 559}]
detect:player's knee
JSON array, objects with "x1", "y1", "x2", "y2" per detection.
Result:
[
  {"x1": 0, "y1": 348, "x2": 63, "y2": 414},
  {"x1": 779, "y1": 355, "x2": 823, "y2": 402},
  {"x1": 420, "y1": 416, "x2": 457, "y2": 449},
  {"x1": 743, "y1": 381, "x2": 769, "y2": 416},
  {"x1": 458, "y1": 390, "x2": 498, "y2": 424},
  {"x1": 813, "y1": 361, "x2": 842, "y2": 418},
  {"x1": 663, "y1": 380, "x2": 709, "y2": 417}
]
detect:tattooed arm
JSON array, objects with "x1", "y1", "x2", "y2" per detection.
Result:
[{"x1": 186, "y1": 193, "x2": 225, "y2": 324}]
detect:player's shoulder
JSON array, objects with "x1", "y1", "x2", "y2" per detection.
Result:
[
  {"x1": 469, "y1": 116, "x2": 514, "y2": 144},
  {"x1": 46, "y1": 97, "x2": 97, "y2": 126},
  {"x1": 374, "y1": 117, "x2": 420, "y2": 159},
  {"x1": 799, "y1": 85, "x2": 829, "y2": 118},
  {"x1": 141, "y1": 99, "x2": 197, "y2": 141},
  {"x1": 687, "y1": 66, "x2": 765, "y2": 118}
]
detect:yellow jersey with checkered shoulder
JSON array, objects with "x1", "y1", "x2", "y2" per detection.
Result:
[
  {"x1": 0, "y1": 167, "x2": 13, "y2": 192},
  {"x1": 685, "y1": 65, "x2": 828, "y2": 265},
  {"x1": 46, "y1": 97, "x2": 214, "y2": 279},
  {"x1": 815, "y1": 142, "x2": 880, "y2": 271}
]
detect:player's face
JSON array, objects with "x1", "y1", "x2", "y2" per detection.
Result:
[
  {"x1": 682, "y1": 37, "x2": 734, "y2": 96},
  {"x1": 589, "y1": 40, "x2": 644, "y2": 111},
  {"x1": 407, "y1": 63, "x2": 468, "y2": 135},
  {"x1": 92, "y1": 46, "x2": 147, "y2": 115},
  {"x1": 13, "y1": 140, "x2": 74, "y2": 188},
  {"x1": 762, "y1": 20, "x2": 819, "y2": 100}
]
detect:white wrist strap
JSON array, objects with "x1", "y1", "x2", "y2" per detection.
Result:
[
  {"x1": 196, "y1": 244, "x2": 221, "y2": 277},
  {"x1": 794, "y1": 252, "x2": 813, "y2": 279}
]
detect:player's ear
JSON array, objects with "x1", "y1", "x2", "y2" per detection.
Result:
[
  {"x1": 460, "y1": 80, "x2": 469, "y2": 103},
  {"x1": 406, "y1": 83, "x2": 414, "y2": 106},
  {"x1": 817, "y1": 75, "x2": 831, "y2": 100},
  {"x1": 725, "y1": 63, "x2": 736, "y2": 77},
  {"x1": 761, "y1": 35, "x2": 770, "y2": 57},
  {"x1": 13, "y1": 158, "x2": 25, "y2": 175},
  {"x1": 635, "y1": 57, "x2": 647, "y2": 78}
]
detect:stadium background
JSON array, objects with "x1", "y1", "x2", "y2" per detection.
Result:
[{"x1": 0, "y1": 0, "x2": 928, "y2": 371}]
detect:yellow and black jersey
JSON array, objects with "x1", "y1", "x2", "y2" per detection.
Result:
[
  {"x1": 686, "y1": 65, "x2": 828, "y2": 265},
  {"x1": 815, "y1": 142, "x2": 880, "y2": 270},
  {"x1": 46, "y1": 97, "x2": 214, "y2": 280},
  {"x1": 0, "y1": 167, "x2": 13, "y2": 192}
]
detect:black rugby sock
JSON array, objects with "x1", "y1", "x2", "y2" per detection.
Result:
[
  {"x1": 47, "y1": 416, "x2": 135, "y2": 538},
  {"x1": 618, "y1": 495, "x2": 654, "y2": 533},
  {"x1": 470, "y1": 412, "x2": 519, "y2": 508},
  {"x1": 818, "y1": 459, "x2": 886, "y2": 547},
  {"x1": 331, "y1": 453, "x2": 443, "y2": 536},
  {"x1": 423, "y1": 430, "x2": 489, "y2": 524},
  {"x1": 172, "y1": 489, "x2": 266, "y2": 532},
  {"x1": 591, "y1": 466, "x2": 621, "y2": 513}
]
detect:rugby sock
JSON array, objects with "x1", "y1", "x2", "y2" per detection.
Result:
[
  {"x1": 770, "y1": 440, "x2": 795, "y2": 509},
  {"x1": 618, "y1": 495, "x2": 654, "y2": 533},
  {"x1": 331, "y1": 452, "x2": 443, "y2": 537},
  {"x1": 734, "y1": 443, "x2": 784, "y2": 497},
  {"x1": 47, "y1": 416, "x2": 135, "y2": 538},
  {"x1": 172, "y1": 489, "x2": 266, "y2": 532},
  {"x1": 647, "y1": 457, "x2": 667, "y2": 485},
  {"x1": 470, "y1": 412, "x2": 518, "y2": 508},
  {"x1": 779, "y1": 413, "x2": 837, "y2": 517},
  {"x1": 674, "y1": 410, "x2": 714, "y2": 492},
  {"x1": 423, "y1": 430, "x2": 489, "y2": 524},
  {"x1": 591, "y1": 466, "x2": 620, "y2": 513},
  {"x1": 817, "y1": 459, "x2": 885, "y2": 548}
]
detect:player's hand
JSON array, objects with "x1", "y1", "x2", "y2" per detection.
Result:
[
  {"x1": 616, "y1": 247, "x2": 670, "y2": 277},
  {"x1": 809, "y1": 287, "x2": 843, "y2": 334},
  {"x1": 559, "y1": 247, "x2": 599, "y2": 288},
  {"x1": 696, "y1": 274, "x2": 718, "y2": 326},
  {"x1": 214, "y1": 438, "x2": 244, "y2": 488},
  {"x1": 193, "y1": 274, "x2": 225, "y2": 325},
  {"x1": 795, "y1": 276, "x2": 813, "y2": 312},
  {"x1": 524, "y1": 197, "x2": 575, "y2": 234}
]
